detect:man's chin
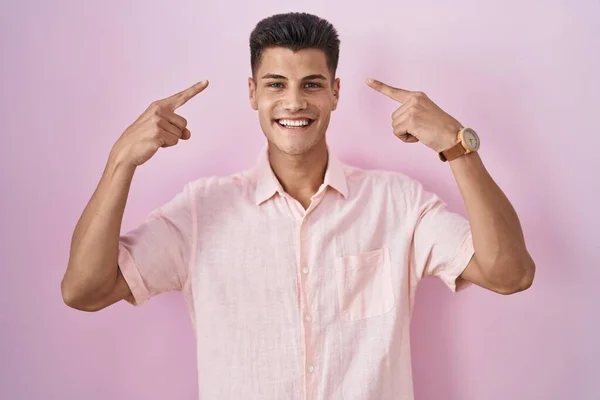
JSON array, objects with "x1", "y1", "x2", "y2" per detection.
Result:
[
  {"x1": 270, "y1": 143, "x2": 309, "y2": 156},
  {"x1": 267, "y1": 134, "x2": 325, "y2": 157}
]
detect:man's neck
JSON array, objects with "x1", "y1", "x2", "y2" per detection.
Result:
[{"x1": 268, "y1": 142, "x2": 328, "y2": 209}]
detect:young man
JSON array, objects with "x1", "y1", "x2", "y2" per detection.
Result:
[{"x1": 62, "y1": 12, "x2": 535, "y2": 400}]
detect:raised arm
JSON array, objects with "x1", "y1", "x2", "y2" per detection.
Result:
[
  {"x1": 367, "y1": 78, "x2": 535, "y2": 294},
  {"x1": 61, "y1": 80, "x2": 209, "y2": 311}
]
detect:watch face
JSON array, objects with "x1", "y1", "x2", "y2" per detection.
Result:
[{"x1": 462, "y1": 128, "x2": 480, "y2": 151}]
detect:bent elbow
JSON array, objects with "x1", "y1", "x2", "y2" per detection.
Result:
[
  {"x1": 497, "y1": 259, "x2": 536, "y2": 295},
  {"x1": 61, "y1": 276, "x2": 102, "y2": 312}
]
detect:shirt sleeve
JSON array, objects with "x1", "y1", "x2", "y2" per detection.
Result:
[
  {"x1": 117, "y1": 183, "x2": 194, "y2": 306},
  {"x1": 405, "y1": 177, "x2": 475, "y2": 292}
]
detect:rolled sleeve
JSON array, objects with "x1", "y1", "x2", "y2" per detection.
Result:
[
  {"x1": 406, "y1": 178, "x2": 475, "y2": 292},
  {"x1": 117, "y1": 242, "x2": 151, "y2": 305},
  {"x1": 117, "y1": 184, "x2": 194, "y2": 306},
  {"x1": 438, "y1": 230, "x2": 475, "y2": 292}
]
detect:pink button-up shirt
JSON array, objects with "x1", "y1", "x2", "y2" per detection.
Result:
[{"x1": 118, "y1": 146, "x2": 474, "y2": 400}]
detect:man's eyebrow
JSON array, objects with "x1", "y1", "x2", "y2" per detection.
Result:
[
  {"x1": 302, "y1": 74, "x2": 327, "y2": 81},
  {"x1": 261, "y1": 73, "x2": 328, "y2": 80},
  {"x1": 261, "y1": 73, "x2": 287, "y2": 80}
]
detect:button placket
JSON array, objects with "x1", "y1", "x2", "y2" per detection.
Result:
[{"x1": 298, "y1": 217, "x2": 318, "y2": 399}]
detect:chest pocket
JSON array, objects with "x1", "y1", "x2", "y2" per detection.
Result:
[{"x1": 334, "y1": 247, "x2": 395, "y2": 322}]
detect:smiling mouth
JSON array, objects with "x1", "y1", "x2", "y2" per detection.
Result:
[{"x1": 275, "y1": 118, "x2": 315, "y2": 130}]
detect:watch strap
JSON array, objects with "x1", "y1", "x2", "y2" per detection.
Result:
[{"x1": 439, "y1": 142, "x2": 466, "y2": 162}]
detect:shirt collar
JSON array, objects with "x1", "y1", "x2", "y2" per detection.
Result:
[{"x1": 254, "y1": 145, "x2": 349, "y2": 205}]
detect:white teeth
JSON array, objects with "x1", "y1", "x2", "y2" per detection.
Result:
[{"x1": 278, "y1": 119, "x2": 310, "y2": 127}]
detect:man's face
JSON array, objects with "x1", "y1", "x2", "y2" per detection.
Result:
[{"x1": 249, "y1": 47, "x2": 340, "y2": 156}]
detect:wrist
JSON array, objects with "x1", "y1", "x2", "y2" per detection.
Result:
[
  {"x1": 107, "y1": 148, "x2": 137, "y2": 178},
  {"x1": 436, "y1": 125, "x2": 463, "y2": 153},
  {"x1": 437, "y1": 126, "x2": 481, "y2": 162}
]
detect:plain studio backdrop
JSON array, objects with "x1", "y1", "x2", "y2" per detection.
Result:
[{"x1": 1, "y1": 0, "x2": 598, "y2": 399}]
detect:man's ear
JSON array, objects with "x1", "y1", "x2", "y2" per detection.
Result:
[
  {"x1": 248, "y1": 77, "x2": 258, "y2": 110},
  {"x1": 331, "y1": 77, "x2": 341, "y2": 111}
]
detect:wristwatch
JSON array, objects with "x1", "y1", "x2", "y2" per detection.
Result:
[{"x1": 439, "y1": 127, "x2": 480, "y2": 162}]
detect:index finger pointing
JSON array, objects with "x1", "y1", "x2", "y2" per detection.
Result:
[
  {"x1": 163, "y1": 80, "x2": 210, "y2": 109},
  {"x1": 367, "y1": 78, "x2": 411, "y2": 103}
]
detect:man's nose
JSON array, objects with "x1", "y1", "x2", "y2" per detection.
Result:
[{"x1": 282, "y1": 90, "x2": 308, "y2": 113}]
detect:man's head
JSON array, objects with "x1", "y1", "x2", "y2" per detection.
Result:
[{"x1": 248, "y1": 13, "x2": 341, "y2": 156}]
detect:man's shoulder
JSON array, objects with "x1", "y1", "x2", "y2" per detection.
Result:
[
  {"x1": 185, "y1": 168, "x2": 254, "y2": 194},
  {"x1": 178, "y1": 167, "x2": 260, "y2": 207},
  {"x1": 343, "y1": 161, "x2": 418, "y2": 189}
]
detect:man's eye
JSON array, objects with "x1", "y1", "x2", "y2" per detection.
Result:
[
  {"x1": 305, "y1": 82, "x2": 321, "y2": 88},
  {"x1": 269, "y1": 82, "x2": 283, "y2": 88}
]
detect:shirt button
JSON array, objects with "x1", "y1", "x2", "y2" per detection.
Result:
[
  {"x1": 305, "y1": 315, "x2": 312, "y2": 322},
  {"x1": 308, "y1": 365, "x2": 314, "y2": 373},
  {"x1": 302, "y1": 267, "x2": 309, "y2": 274}
]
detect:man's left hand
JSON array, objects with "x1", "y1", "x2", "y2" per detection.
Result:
[{"x1": 367, "y1": 78, "x2": 463, "y2": 154}]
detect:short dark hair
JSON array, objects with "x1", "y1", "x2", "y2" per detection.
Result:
[{"x1": 249, "y1": 12, "x2": 340, "y2": 78}]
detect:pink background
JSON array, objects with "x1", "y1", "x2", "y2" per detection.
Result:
[{"x1": 1, "y1": 1, "x2": 598, "y2": 399}]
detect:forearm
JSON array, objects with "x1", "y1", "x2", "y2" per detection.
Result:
[
  {"x1": 62, "y1": 152, "x2": 136, "y2": 305},
  {"x1": 449, "y1": 152, "x2": 535, "y2": 288}
]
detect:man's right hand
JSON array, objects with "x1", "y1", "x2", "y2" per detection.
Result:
[{"x1": 110, "y1": 80, "x2": 210, "y2": 167}]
